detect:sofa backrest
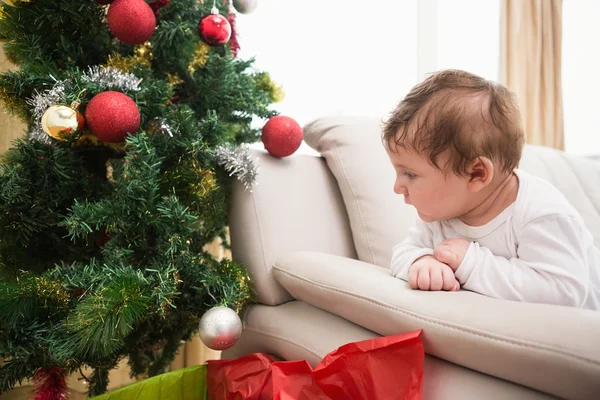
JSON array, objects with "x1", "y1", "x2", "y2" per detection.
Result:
[
  {"x1": 304, "y1": 116, "x2": 600, "y2": 269},
  {"x1": 228, "y1": 149, "x2": 357, "y2": 306}
]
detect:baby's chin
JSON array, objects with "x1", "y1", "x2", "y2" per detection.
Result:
[{"x1": 417, "y1": 211, "x2": 440, "y2": 223}]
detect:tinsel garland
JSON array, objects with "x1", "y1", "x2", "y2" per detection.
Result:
[
  {"x1": 32, "y1": 367, "x2": 68, "y2": 400},
  {"x1": 228, "y1": 12, "x2": 240, "y2": 58},
  {"x1": 82, "y1": 66, "x2": 142, "y2": 92},
  {"x1": 25, "y1": 67, "x2": 142, "y2": 144},
  {"x1": 25, "y1": 78, "x2": 70, "y2": 144},
  {"x1": 213, "y1": 144, "x2": 258, "y2": 191}
]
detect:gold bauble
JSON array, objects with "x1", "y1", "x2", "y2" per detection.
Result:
[{"x1": 41, "y1": 105, "x2": 83, "y2": 141}]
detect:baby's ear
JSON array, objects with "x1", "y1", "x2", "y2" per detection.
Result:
[{"x1": 467, "y1": 157, "x2": 494, "y2": 192}]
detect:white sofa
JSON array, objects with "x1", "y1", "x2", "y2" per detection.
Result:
[{"x1": 222, "y1": 116, "x2": 600, "y2": 399}]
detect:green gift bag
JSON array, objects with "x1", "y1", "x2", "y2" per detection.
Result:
[{"x1": 90, "y1": 365, "x2": 207, "y2": 400}]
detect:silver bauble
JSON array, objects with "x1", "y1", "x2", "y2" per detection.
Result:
[
  {"x1": 232, "y1": 0, "x2": 258, "y2": 14},
  {"x1": 198, "y1": 306, "x2": 243, "y2": 350}
]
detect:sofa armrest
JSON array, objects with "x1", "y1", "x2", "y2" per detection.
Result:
[
  {"x1": 228, "y1": 149, "x2": 357, "y2": 306},
  {"x1": 272, "y1": 251, "x2": 600, "y2": 400}
]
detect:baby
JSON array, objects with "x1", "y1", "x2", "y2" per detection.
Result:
[{"x1": 383, "y1": 69, "x2": 600, "y2": 310}]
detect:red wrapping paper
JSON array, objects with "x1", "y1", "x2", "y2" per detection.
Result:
[{"x1": 207, "y1": 330, "x2": 424, "y2": 400}]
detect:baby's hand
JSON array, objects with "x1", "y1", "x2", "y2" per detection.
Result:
[
  {"x1": 434, "y1": 238, "x2": 471, "y2": 271},
  {"x1": 408, "y1": 256, "x2": 460, "y2": 292}
]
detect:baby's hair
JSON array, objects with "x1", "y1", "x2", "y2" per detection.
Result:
[{"x1": 382, "y1": 69, "x2": 524, "y2": 176}]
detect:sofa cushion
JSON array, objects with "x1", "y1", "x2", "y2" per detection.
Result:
[
  {"x1": 272, "y1": 251, "x2": 600, "y2": 400},
  {"x1": 303, "y1": 117, "x2": 600, "y2": 269},
  {"x1": 303, "y1": 117, "x2": 416, "y2": 268}
]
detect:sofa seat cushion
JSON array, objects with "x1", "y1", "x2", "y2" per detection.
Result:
[
  {"x1": 272, "y1": 251, "x2": 600, "y2": 400},
  {"x1": 222, "y1": 302, "x2": 550, "y2": 400}
]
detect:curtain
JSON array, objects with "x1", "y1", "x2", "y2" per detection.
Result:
[{"x1": 502, "y1": 0, "x2": 564, "y2": 149}]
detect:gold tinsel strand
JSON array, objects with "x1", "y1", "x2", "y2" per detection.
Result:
[
  {"x1": 233, "y1": 272, "x2": 251, "y2": 312},
  {"x1": 167, "y1": 73, "x2": 183, "y2": 87},
  {"x1": 194, "y1": 167, "x2": 218, "y2": 199},
  {"x1": 13, "y1": 276, "x2": 70, "y2": 311},
  {"x1": 72, "y1": 132, "x2": 125, "y2": 152},
  {"x1": 188, "y1": 42, "x2": 211, "y2": 73},
  {"x1": 254, "y1": 72, "x2": 285, "y2": 103},
  {"x1": 3, "y1": 0, "x2": 35, "y2": 7},
  {"x1": 105, "y1": 43, "x2": 153, "y2": 72}
]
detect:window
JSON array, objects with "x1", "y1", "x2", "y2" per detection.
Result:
[
  {"x1": 236, "y1": 0, "x2": 418, "y2": 127},
  {"x1": 235, "y1": 0, "x2": 500, "y2": 154}
]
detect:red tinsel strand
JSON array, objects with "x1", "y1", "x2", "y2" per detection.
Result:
[
  {"x1": 32, "y1": 368, "x2": 69, "y2": 400},
  {"x1": 149, "y1": 0, "x2": 170, "y2": 17},
  {"x1": 228, "y1": 13, "x2": 240, "y2": 57}
]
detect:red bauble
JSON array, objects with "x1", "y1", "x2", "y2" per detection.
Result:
[
  {"x1": 261, "y1": 116, "x2": 303, "y2": 158},
  {"x1": 199, "y1": 13, "x2": 231, "y2": 46},
  {"x1": 107, "y1": 0, "x2": 156, "y2": 45},
  {"x1": 85, "y1": 91, "x2": 141, "y2": 143}
]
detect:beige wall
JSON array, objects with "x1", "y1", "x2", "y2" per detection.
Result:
[{"x1": 0, "y1": 49, "x2": 25, "y2": 155}]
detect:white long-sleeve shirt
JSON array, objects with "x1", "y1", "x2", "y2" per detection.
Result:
[{"x1": 391, "y1": 169, "x2": 600, "y2": 310}]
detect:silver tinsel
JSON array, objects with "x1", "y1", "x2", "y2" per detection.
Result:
[
  {"x1": 25, "y1": 77, "x2": 70, "y2": 144},
  {"x1": 213, "y1": 144, "x2": 258, "y2": 191},
  {"x1": 82, "y1": 66, "x2": 142, "y2": 92},
  {"x1": 152, "y1": 118, "x2": 174, "y2": 137}
]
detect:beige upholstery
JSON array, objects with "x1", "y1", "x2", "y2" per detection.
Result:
[
  {"x1": 225, "y1": 116, "x2": 600, "y2": 400},
  {"x1": 229, "y1": 150, "x2": 356, "y2": 305},
  {"x1": 273, "y1": 251, "x2": 600, "y2": 400},
  {"x1": 303, "y1": 116, "x2": 416, "y2": 268}
]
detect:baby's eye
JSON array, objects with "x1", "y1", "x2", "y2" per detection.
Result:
[{"x1": 404, "y1": 171, "x2": 417, "y2": 180}]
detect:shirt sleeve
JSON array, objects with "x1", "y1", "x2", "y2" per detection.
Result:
[
  {"x1": 391, "y1": 218, "x2": 435, "y2": 280},
  {"x1": 454, "y1": 214, "x2": 591, "y2": 307}
]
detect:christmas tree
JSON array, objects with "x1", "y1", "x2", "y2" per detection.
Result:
[{"x1": 0, "y1": 0, "x2": 280, "y2": 396}]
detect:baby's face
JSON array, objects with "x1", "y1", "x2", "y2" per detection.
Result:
[{"x1": 386, "y1": 146, "x2": 472, "y2": 222}]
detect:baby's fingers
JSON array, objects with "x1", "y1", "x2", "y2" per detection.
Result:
[
  {"x1": 442, "y1": 266, "x2": 460, "y2": 291},
  {"x1": 408, "y1": 265, "x2": 419, "y2": 289}
]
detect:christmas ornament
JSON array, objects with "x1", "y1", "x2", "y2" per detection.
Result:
[
  {"x1": 214, "y1": 144, "x2": 258, "y2": 191},
  {"x1": 85, "y1": 91, "x2": 140, "y2": 143},
  {"x1": 26, "y1": 79, "x2": 71, "y2": 145},
  {"x1": 198, "y1": 7, "x2": 231, "y2": 46},
  {"x1": 2, "y1": 0, "x2": 35, "y2": 7},
  {"x1": 147, "y1": 118, "x2": 174, "y2": 137},
  {"x1": 261, "y1": 115, "x2": 303, "y2": 158},
  {"x1": 228, "y1": 13, "x2": 240, "y2": 57},
  {"x1": 32, "y1": 367, "x2": 68, "y2": 400},
  {"x1": 254, "y1": 72, "x2": 285, "y2": 103},
  {"x1": 188, "y1": 42, "x2": 211, "y2": 73},
  {"x1": 41, "y1": 105, "x2": 84, "y2": 141},
  {"x1": 198, "y1": 306, "x2": 242, "y2": 350},
  {"x1": 82, "y1": 66, "x2": 142, "y2": 92},
  {"x1": 107, "y1": 0, "x2": 156, "y2": 45},
  {"x1": 148, "y1": 0, "x2": 169, "y2": 16},
  {"x1": 232, "y1": 0, "x2": 258, "y2": 14}
]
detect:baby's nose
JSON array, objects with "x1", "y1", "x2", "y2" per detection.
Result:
[{"x1": 394, "y1": 182, "x2": 407, "y2": 195}]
